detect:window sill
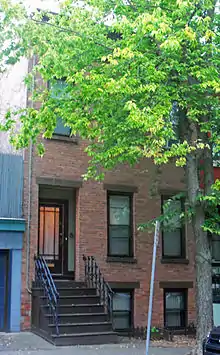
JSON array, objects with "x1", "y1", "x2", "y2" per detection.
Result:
[
  {"x1": 161, "y1": 258, "x2": 189, "y2": 265},
  {"x1": 48, "y1": 135, "x2": 79, "y2": 144},
  {"x1": 106, "y1": 256, "x2": 137, "y2": 264}
]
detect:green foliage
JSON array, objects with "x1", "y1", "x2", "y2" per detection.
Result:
[
  {"x1": 0, "y1": 0, "x2": 219, "y2": 235},
  {"x1": 201, "y1": 179, "x2": 220, "y2": 235}
]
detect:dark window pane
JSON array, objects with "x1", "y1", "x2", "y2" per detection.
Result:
[
  {"x1": 165, "y1": 292, "x2": 184, "y2": 309},
  {"x1": 163, "y1": 230, "x2": 182, "y2": 257},
  {"x1": 113, "y1": 313, "x2": 130, "y2": 329},
  {"x1": 108, "y1": 193, "x2": 133, "y2": 257},
  {"x1": 165, "y1": 311, "x2": 182, "y2": 327},
  {"x1": 49, "y1": 79, "x2": 71, "y2": 136},
  {"x1": 164, "y1": 291, "x2": 186, "y2": 328},
  {"x1": 162, "y1": 196, "x2": 184, "y2": 258},
  {"x1": 50, "y1": 79, "x2": 68, "y2": 99},
  {"x1": 54, "y1": 116, "x2": 71, "y2": 137},
  {"x1": 109, "y1": 237, "x2": 129, "y2": 256},
  {"x1": 113, "y1": 293, "x2": 131, "y2": 311},
  {"x1": 112, "y1": 292, "x2": 131, "y2": 330},
  {"x1": 110, "y1": 195, "x2": 130, "y2": 225},
  {"x1": 163, "y1": 199, "x2": 182, "y2": 228},
  {"x1": 109, "y1": 225, "x2": 129, "y2": 239},
  {"x1": 212, "y1": 235, "x2": 220, "y2": 261}
]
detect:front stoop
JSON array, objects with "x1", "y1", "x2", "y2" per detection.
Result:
[{"x1": 31, "y1": 279, "x2": 118, "y2": 346}]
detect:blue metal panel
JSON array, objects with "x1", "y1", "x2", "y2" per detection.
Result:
[
  {"x1": 0, "y1": 251, "x2": 7, "y2": 330},
  {"x1": 0, "y1": 153, "x2": 23, "y2": 218},
  {"x1": 0, "y1": 232, "x2": 23, "y2": 250},
  {"x1": 7, "y1": 251, "x2": 12, "y2": 331},
  {"x1": 10, "y1": 249, "x2": 22, "y2": 331}
]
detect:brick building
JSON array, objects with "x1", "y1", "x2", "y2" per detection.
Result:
[
  {"x1": 21, "y1": 76, "x2": 197, "y2": 337},
  {"x1": 1, "y1": 58, "x2": 219, "y2": 345}
]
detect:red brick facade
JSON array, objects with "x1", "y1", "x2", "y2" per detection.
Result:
[{"x1": 21, "y1": 134, "x2": 196, "y2": 330}]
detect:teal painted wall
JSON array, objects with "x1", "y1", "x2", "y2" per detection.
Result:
[
  {"x1": 0, "y1": 231, "x2": 23, "y2": 332},
  {"x1": 0, "y1": 153, "x2": 25, "y2": 332}
]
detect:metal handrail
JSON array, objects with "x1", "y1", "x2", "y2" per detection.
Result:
[
  {"x1": 83, "y1": 255, "x2": 114, "y2": 322},
  {"x1": 34, "y1": 255, "x2": 59, "y2": 335}
]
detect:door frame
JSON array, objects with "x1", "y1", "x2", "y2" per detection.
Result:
[
  {"x1": 0, "y1": 250, "x2": 9, "y2": 331},
  {"x1": 38, "y1": 199, "x2": 69, "y2": 275}
]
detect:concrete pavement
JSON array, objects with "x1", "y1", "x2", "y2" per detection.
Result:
[{"x1": 0, "y1": 332, "x2": 190, "y2": 355}]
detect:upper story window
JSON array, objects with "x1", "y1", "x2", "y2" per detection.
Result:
[
  {"x1": 107, "y1": 192, "x2": 133, "y2": 257},
  {"x1": 164, "y1": 289, "x2": 187, "y2": 328},
  {"x1": 166, "y1": 102, "x2": 179, "y2": 148},
  {"x1": 213, "y1": 146, "x2": 220, "y2": 167},
  {"x1": 49, "y1": 79, "x2": 71, "y2": 137},
  {"x1": 162, "y1": 195, "x2": 185, "y2": 259},
  {"x1": 211, "y1": 207, "x2": 220, "y2": 262}
]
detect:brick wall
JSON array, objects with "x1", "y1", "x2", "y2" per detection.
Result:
[{"x1": 21, "y1": 135, "x2": 196, "y2": 330}]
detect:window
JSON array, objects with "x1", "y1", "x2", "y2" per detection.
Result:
[
  {"x1": 212, "y1": 143, "x2": 220, "y2": 167},
  {"x1": 108, "y1": 192, "x2": 133, "y2": 257},
  {"x1": 164, "y1": 290, "x2": 187, "y2": 328},
  {"x1": 162, "y1": 196, "x2": 185, "y2": 259},
  {"x1": 212, "y1": 234, "x2": 220, "y2": 262},
  {"x1": 49, "y1": 79, "x2": 71, "y2": 137},
  {"x1": 166, "y1": 102, "x2": 179, "y2": 148},
  {"x1": 112, "y1": 291, "x2": 132, "y2": 331}
]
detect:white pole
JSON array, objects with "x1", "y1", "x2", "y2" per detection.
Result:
[{"x1": 146, "y1": 221, "x2": 160, "y2": 355}]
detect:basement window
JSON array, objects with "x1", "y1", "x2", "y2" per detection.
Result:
[
  {"x1": 112, "y1": 290, "x2": 133, "y2": 331},
  {"x1": 164, "y1": 289, "x2": 187, "y2": 328}
]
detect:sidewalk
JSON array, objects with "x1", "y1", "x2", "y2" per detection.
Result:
[{"x1": 0, "y1": 332, "x2": 190, "y2": 355}]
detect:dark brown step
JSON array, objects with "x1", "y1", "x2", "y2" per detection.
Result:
[
  {"x1": 54, "y1": 281, "x2": 86, "y2": 288},
  {"x1": 40, "y1": 295, "x2": 100, "y2": 305},
  {"x1": 51, "y1": 274, "x2": 74, "y2": 280},
  {"x1": 49, "y1": 322, "x2": 112, "y2": 334},
  {"x1": 45, "y1": 313, "x2": 108, "y2": 323},
  {"x1": 57, "y1": 288, "x2": 97, "y2": 297},
  {"x1": 52, "y1": 331, "x2": 118, "y2": 346},
  {"x1": 41, "y1": 303, "x2": 104, "y2": 314}
]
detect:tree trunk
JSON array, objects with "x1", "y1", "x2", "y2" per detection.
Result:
[{"x1": 186, "y1": 154, "x2": 213, "y2": 355}]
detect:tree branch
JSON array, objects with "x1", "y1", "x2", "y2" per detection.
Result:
[{"x1": 30, "y1": 19, "x2": 114, "y2": 51}]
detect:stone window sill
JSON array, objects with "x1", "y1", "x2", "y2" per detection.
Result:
[
  {"x1": 161, "y1": 258, "x2": 189, "y2": 265},
  {"x1": 106, "y1": 256, "x2": 137, "y2": 264}
]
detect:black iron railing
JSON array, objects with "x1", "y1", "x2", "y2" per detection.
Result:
[
  {"x1": 83, "y1": 255, "x2": 114, "y2": 322},
  {"x1": 35, "y1": 255, "x2": 59, "y2": 335}
]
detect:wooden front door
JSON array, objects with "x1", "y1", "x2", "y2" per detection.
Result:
[{"x1": 38, "y1": 200, "x2": 68, "y2": 275}]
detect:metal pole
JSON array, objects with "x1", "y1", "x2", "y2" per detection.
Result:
[{"x1": 146, "y1": 221, "x2": 160, "y2": 355}]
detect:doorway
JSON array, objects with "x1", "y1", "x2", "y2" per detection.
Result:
[
  {"x1": 0, "y1": 250, "x2": 9, "y2": 331},
  {"x1": 38, "y1": 200, "x2": 70, "y2": 275}
]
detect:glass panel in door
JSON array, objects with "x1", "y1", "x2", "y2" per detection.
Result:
[{"x1": 39, "y1": 204, "x2": 63, "y2": 274}]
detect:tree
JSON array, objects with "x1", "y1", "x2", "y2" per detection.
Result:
[{"x1": 0, "y1": 0, "x2": 219, "y2": 353}]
